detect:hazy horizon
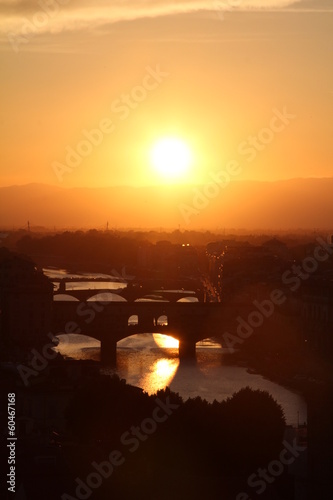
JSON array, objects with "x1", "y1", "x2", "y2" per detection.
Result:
[
  {"x1": 1, "y1": 178, "x2": 333, "y2": 231},
  {"x1": 3, "y1": 173, "x2": 333, "y2": 189}
]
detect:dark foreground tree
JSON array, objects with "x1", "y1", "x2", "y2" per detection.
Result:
[{"x1": 63, "y1": 377, "x2": 286, "y2": 499}]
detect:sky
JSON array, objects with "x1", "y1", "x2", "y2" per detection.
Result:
[{"x1": 0, "y1": 0, "x2": 332, "y2": 188}]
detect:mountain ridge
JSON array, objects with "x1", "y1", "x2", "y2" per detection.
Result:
[{"x1": 1, "y1": 178, "x2": 332, "y2": 230}]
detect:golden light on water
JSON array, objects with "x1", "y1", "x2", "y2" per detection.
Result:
[
  {"x1": 136, "y1": 334, "x2": 180, "y2": 393},
  {"x1": 141, "y1": 358, "x2": 179, "y2": 395},
  {"x1": 155, "y1": 359, "x2": 177, "y2": 379},
  {"x1": 153, "y1": 333, "x2": 179, "y2": 348}
]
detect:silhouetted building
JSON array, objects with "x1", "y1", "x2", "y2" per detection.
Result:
[
  {"x1": 0, "y1": 248, "x2": 53, "y2": 350},
  {"x1": 301, "y1": 278, "x2": 333, "y2": 357},
  {"x1": 307, "y1": 384, "x2": 333, "y2": 500},
  {"x1": 206, "y1": 240, "x2": 286, "y2": 300}
]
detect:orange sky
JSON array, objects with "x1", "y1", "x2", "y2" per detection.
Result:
[{"x1": 0, "y1": 0, "x2": 332, "y2": 188}]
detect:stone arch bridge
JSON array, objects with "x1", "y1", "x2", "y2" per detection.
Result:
[
  {"x1": 52, "y1": 301, "x2": 236, "y2": 364},
  {"x1": 53, "y1": 278, "x2": 203, "y2": 302}
]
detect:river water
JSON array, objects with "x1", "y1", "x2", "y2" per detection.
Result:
[
  {"x1": 55, "y1": 333, "x2": 307, "y2": 427},
  {"x1": 46, "y1": 268, "x2": 307, "y2": 427}
]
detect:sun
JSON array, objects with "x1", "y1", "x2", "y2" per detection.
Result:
[{"x1": 150, "y1": 137, "x2": 192, "y2": 181}]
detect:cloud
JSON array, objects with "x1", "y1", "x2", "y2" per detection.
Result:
[
  {"x1": 0, "y1": 0, "x2": 303, "y2": 14},
  {"x1": 0, "y1": 0, "x2": 304, "y2": 20},
  {"x1": 0, "y1": 0, "x2": 331, "y2": 41}
]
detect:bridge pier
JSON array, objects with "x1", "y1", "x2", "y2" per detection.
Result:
[
  {"x1": 100, "y1": 337, "x2": 117, "y2": 365},
  {"x1": 179, "y1": 339, "x2": 196, "y2": 362}
]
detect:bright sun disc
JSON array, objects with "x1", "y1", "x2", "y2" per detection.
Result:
[{"x1": 150, "y1": 137, "x2": 192, "y2": 180}]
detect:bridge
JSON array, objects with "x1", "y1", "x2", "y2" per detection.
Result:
[
  {"x1": 52, "y1": 278, "x2": 204, "y2": 302},
  {"x1": 52, "y1": 301, "x2": 230, "y2": 364}
]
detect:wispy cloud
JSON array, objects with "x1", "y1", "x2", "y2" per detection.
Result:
[
  {"x1": 0, "y1": 0, "x2": 304, "y2": 15},
  {"x1": 0, "y1": 0, "x2": 331, "y2": 40}
]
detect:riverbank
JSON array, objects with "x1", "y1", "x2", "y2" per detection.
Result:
[{"x1": 227, "y1": 347, "x2": 333, "y2": 397}]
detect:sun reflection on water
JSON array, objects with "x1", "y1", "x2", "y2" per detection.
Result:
[
  {"x1": 153, "y1": 333, "x2": 179, "y2": 348},
  {"x1": 141, "y1": 357, "x2": 179, "y2": 395}
]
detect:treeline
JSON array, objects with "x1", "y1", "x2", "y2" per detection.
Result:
[
  {"x1": 14, "y1": 230, "x2": 207, "y2": 276},
  {"x1": 16, "y1": 231, "x2": 139, "y2": 270},
  {"x1": 62, "y1": 375, "x2": 287, "y2": 499},
  {"x1": 5, "y1": 228, "x2": 220, "y2": 252}
]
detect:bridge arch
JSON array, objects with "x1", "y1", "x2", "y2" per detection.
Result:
[
  {"x1": 87, "y1": 292, "x2": 127, "y2": 302},
  {"x1": 177, "y1": 297, "x2": 199, "y2": 302},
  {"x1": 134, "y1": 297, "x2": 169, "y2": 302},
  {"x1": 128, "y1": 314, "x2": 138, "y2": 326},
  {"x1": 55, "y1": 333, "x2": 100, "y2": 360},
  {"x1": 156, "y1": 314, "x2": 168, "y2": 326},
  {"x1": 196, "y1": 337, "x2": 222, "y2": 350},
  {"x1": 54, "y1": 294, "x2": 80, "y2": 302}
]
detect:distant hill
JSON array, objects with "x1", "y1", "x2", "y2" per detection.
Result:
[{"x1": 0, "y1": 178, "x2": 332, "y2": 230}]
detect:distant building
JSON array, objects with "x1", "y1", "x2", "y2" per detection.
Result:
[
  {"x1": 262, "y1": 237, "x2": 291, "y2": 260},
  {"x1": 206, "y1": 240, "x2": 285, "y2": 300},
  {"x1": 0, "y1": 248, "x2": 53, "y2": 350},
  {"x1": 301, "y1": 278, "x2": 333, "y2": 356}
]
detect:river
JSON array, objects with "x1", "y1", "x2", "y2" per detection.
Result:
[
  {"x1": 54, "y1": 333, "x2": 307, "y2": 427},
  {"x1": 46, "y1": 267, "x2": 307, "y2": 427}
]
